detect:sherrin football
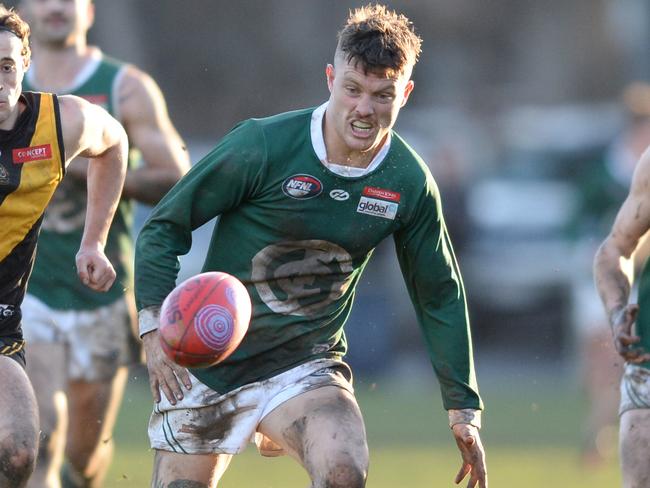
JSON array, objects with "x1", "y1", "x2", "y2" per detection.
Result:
[{"x1": 159, "y1": 272, "x2": 251, "y2": 368}]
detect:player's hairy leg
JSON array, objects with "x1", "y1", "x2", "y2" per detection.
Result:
[
  {"x1": 258, "y1": 386, "x2": 368, "y2": 488},
  {"x1": 25, "y1": 342, "x2": 67, "y2": 488},
  {"x1": 620, "y1": 409, "x2": 650, "y2": 488},
  {"x1": 63, "y1": 367, "x2": 129, "y2": 488},
  {"x1": 151, "y1": 450, "x2": 231, "y2": 488},
  {"x1": 0, "y1": 356, "x2": 39, "y2": 488}
]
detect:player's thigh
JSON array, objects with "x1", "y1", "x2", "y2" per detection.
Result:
[
  {"x1": 151, "y1": 449, "x2": 232, "y2": 487},
  {"x1": 0, "y1": 356, "x2": 39, "y2": 459},
  {"x1": 620, "y1": 409, "x2": 650, "y2": 486},
  {"x1": 258, "y1": 386, "x2": 369, "y2": 472}
]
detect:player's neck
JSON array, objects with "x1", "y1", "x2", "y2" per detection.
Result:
[
  {"x1": 29, "y1": 40, "x2": 98, "y2": 92},
  {"x1": 323, "y1": 135, "x2": 384, "y2": 169}
]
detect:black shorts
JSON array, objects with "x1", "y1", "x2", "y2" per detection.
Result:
[{"x1": 0, "y1": 334, "x2": 26, "y2": 368}]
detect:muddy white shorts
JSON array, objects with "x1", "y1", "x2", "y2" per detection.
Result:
[
  {"x1": 148, "y1": 358, "x2": 354, "y2": 455},
  {"x1": 21, "y1": 293, "x2": 139, "y2": 381},
  {"x1": 620, "y1": 363, "x2": 650, "y2": 414}
]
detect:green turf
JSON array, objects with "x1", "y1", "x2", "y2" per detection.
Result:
[{"x1": 105, "y1": 369, "x2": 621, "y2": 487}]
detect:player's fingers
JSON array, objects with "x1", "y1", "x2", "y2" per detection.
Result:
[
  {"x1": 148, "y1": 374, "x2": 161, "y2": 403},
  {"x1": 627, "y1": 351, "x2": 650, "y2": 364},
  {"x1": 76, "y1": 260, "x2": 90, "y2": 286},
  {"x1": 161, "y1": 363, "x2": 185, "y2": 402},
  {"x1": 158, "y1": 379, "x2": 178, "y2": 405},
  {"x1": 96, "y1": 267, "x2": 116, "y2": 292},
  {"x1": 455, "y1": 463, "x2": 470, "y2": 484},
  {"x1": 619, "y1": 334, "x2": 641, "y2": 346},
  {"x1": 175, "y1": 366, "x2": 192, "y2": 390}
]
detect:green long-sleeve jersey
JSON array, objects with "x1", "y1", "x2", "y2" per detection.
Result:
[{"x1": 135, "y1": 106, "x2": 482, "y2": 410}]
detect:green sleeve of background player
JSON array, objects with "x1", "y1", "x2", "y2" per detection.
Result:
[
  {"x1": 134, "y1": 119, "x2": 267, "y2": 311},
  {"x1": 393, "y1": 172, "x2": 483, "y2": 411}
]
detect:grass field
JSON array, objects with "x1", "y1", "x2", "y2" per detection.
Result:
[{"x1": 105, "y1": 365, "x2": 621, "y2": 487}]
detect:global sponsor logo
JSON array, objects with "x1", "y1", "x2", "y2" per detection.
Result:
[
  {"x1": 13, "y1": 144, "x2": 52, "y2": 164},
  {"x1": 362, "y1": 186, "x2": 401, "y2": 202},
  {"x1": 0, "y1": 304, "x2": 15, "y2": 320},
  {"x1": 356, "y1": 196, "x2": 398, "y2": 220},
  {"x1": 329, "y1": 189, "x2": 350, "y2": 201},
  {"x1": 282, "y1": 174, "x2": 323, "y2": 199}
]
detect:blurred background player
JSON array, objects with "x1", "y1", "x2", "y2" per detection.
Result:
[
  {"x1": 135, "y1": 5, "x2": 487, "y2": 488},
  {"x1": 16, "y1": 0, "x2": 190, "y2": 486},
  {"x1": 572, "y1": 82, "x2": 650, "y2": 465},
  {"x1": 0, "y1": 4, "x2": 127, "y2": 486}
]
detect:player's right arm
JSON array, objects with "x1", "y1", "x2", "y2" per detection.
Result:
[
  {"x1": 135, "y1": 119, "x2": 266, "y2": 404},
  {"x1": 58, "y1": 94, "x2": 128, "y2": 292},
  {"x1": 594, "y1": 146, "x2": 650, "y2": 363}
]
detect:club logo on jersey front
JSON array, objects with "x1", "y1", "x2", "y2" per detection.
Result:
[
  {"x1": 13, "y1": 144, "x2": 52, "y2": 164},
  {"x1": 329, "y1": 189, "x2": 350, "y2": 201},
  {"x1": 251, "y1": 240, "x2": 354, "y2": 317},
  {"x1": 282, "y1": 174, "x2": 323, "y2": 199}
]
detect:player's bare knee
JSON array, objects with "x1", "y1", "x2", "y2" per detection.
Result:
[
  {"x1": 317, "y1": 459, "x2": 367, "y2": 488},
  {"x1": 0, "y1": 434, "x2": 37, "y2": 486}
]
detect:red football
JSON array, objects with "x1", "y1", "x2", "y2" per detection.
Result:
[{"x1": 159, "y1": 272, "x2": 251, "y2": 368}]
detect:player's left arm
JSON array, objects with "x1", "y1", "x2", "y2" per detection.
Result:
[
  {"x1": 58, "y1": 95, "x2": 128, "y2": 291},
  {"x1": 394, "y1": 174, "x2": 487, "y2": 487},
  {"x1": 117, "y1": 66, "x2": 190, "y2": 205}
]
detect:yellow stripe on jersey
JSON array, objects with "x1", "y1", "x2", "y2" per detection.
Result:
[{"x1": 0, "y1": 94, "x2": 64, "y2": 260}]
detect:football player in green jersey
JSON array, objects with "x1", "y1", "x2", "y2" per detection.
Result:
[
  {"x1": 0, "y1": 5, "x2": 127, "y2": 487},
  {"x1": 17, "y1": 0, "x2": 190, "y2": 487},
  {"x1": 136, "y1": 5, "x2": 487, "y2": 488},
  {"x1": 594, "y1": 99, "x2": 650, "y2": 486}
]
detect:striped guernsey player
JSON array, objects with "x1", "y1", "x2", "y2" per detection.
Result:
[
  {"x1": 135, "y1": 4, "x2": 488, "y2": 488},
  {"x1": 17, "y1": 0, "x2": 190, "y2": 486},
  {"x1": 0, "y1": 5, "x2": 127, "y2": 487}
]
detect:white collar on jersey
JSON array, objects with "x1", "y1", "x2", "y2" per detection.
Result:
[
  {"x1": 310, "y1": 101, "x2": 391, "y2": 178},
  {"x1": 25, "y1": 49, "x2": 103, "y2": 94}
]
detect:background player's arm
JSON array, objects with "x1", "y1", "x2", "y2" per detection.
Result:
[
  {"x1": 594, "y1": 148, "x2": 650, "y2": 362},
  {"x1": 58, "y1": 94, "x2": 128, "y2": 291},
  {"x1": 117, "y1": 66, "x2": 190, "y2": 205}
]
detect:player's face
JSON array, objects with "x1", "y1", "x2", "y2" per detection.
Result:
[
  {"x1": 325, "y1": 56, "x2": 414, "y2": 163},
  {"x1": 21, "y1": 0, "x2": 93, "y2": 46},
  {"x1": 0, "y1": 32, "x2": 27, "y2": 129}
]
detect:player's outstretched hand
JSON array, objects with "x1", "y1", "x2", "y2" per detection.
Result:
[
  {"x1": 452, "y1": 423, "x2": 488, "y2": 488},
  {"x1": 142, "y1": 330, "x2": 192, "y2": 405},
  {"x1": 611, "y1": 304, "x2": 650, "y2": 364},
  {"x1": 75, "y1": 247, "x2": 116, "y2": 292}
]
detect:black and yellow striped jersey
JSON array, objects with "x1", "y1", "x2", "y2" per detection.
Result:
[{"x1": 0, "y1": 91, "x2": 65, "y2": 343}]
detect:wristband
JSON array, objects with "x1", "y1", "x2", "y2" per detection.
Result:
[
  {"x1": 138, "y1": 306, "x2": 161, "y2": 337},
  {"x1": 448, "y1": 409, "x2": 482, "y2": 430}
]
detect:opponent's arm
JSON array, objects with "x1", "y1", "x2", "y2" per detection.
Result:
[
  {"x1": 594, "y1": 147, "x2": 650, "y2": 363},
  {"x1": 58, "y1": 94, "x2": 128, "y2": 292},
  {"x1": 117, "y1": 66, "x2": 190, "y2": 205}
]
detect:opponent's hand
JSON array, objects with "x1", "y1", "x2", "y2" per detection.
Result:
[
  {"x1": 75, "y1": 247, "x2": 116, "y2": 292},
  {"x1": 610, "y1": 304, "x2": 650, "y2": 363},
  {"x1": 452, "y1": 423, "x2": 488, "y2": 488},
  {"x1": 142, "y1": 330, "x2": 192, "y2": 405}
]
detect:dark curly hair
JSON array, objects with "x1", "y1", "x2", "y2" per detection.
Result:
[{"x1": 336, "y1": 4, "x2": 421, "y2": 78}]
